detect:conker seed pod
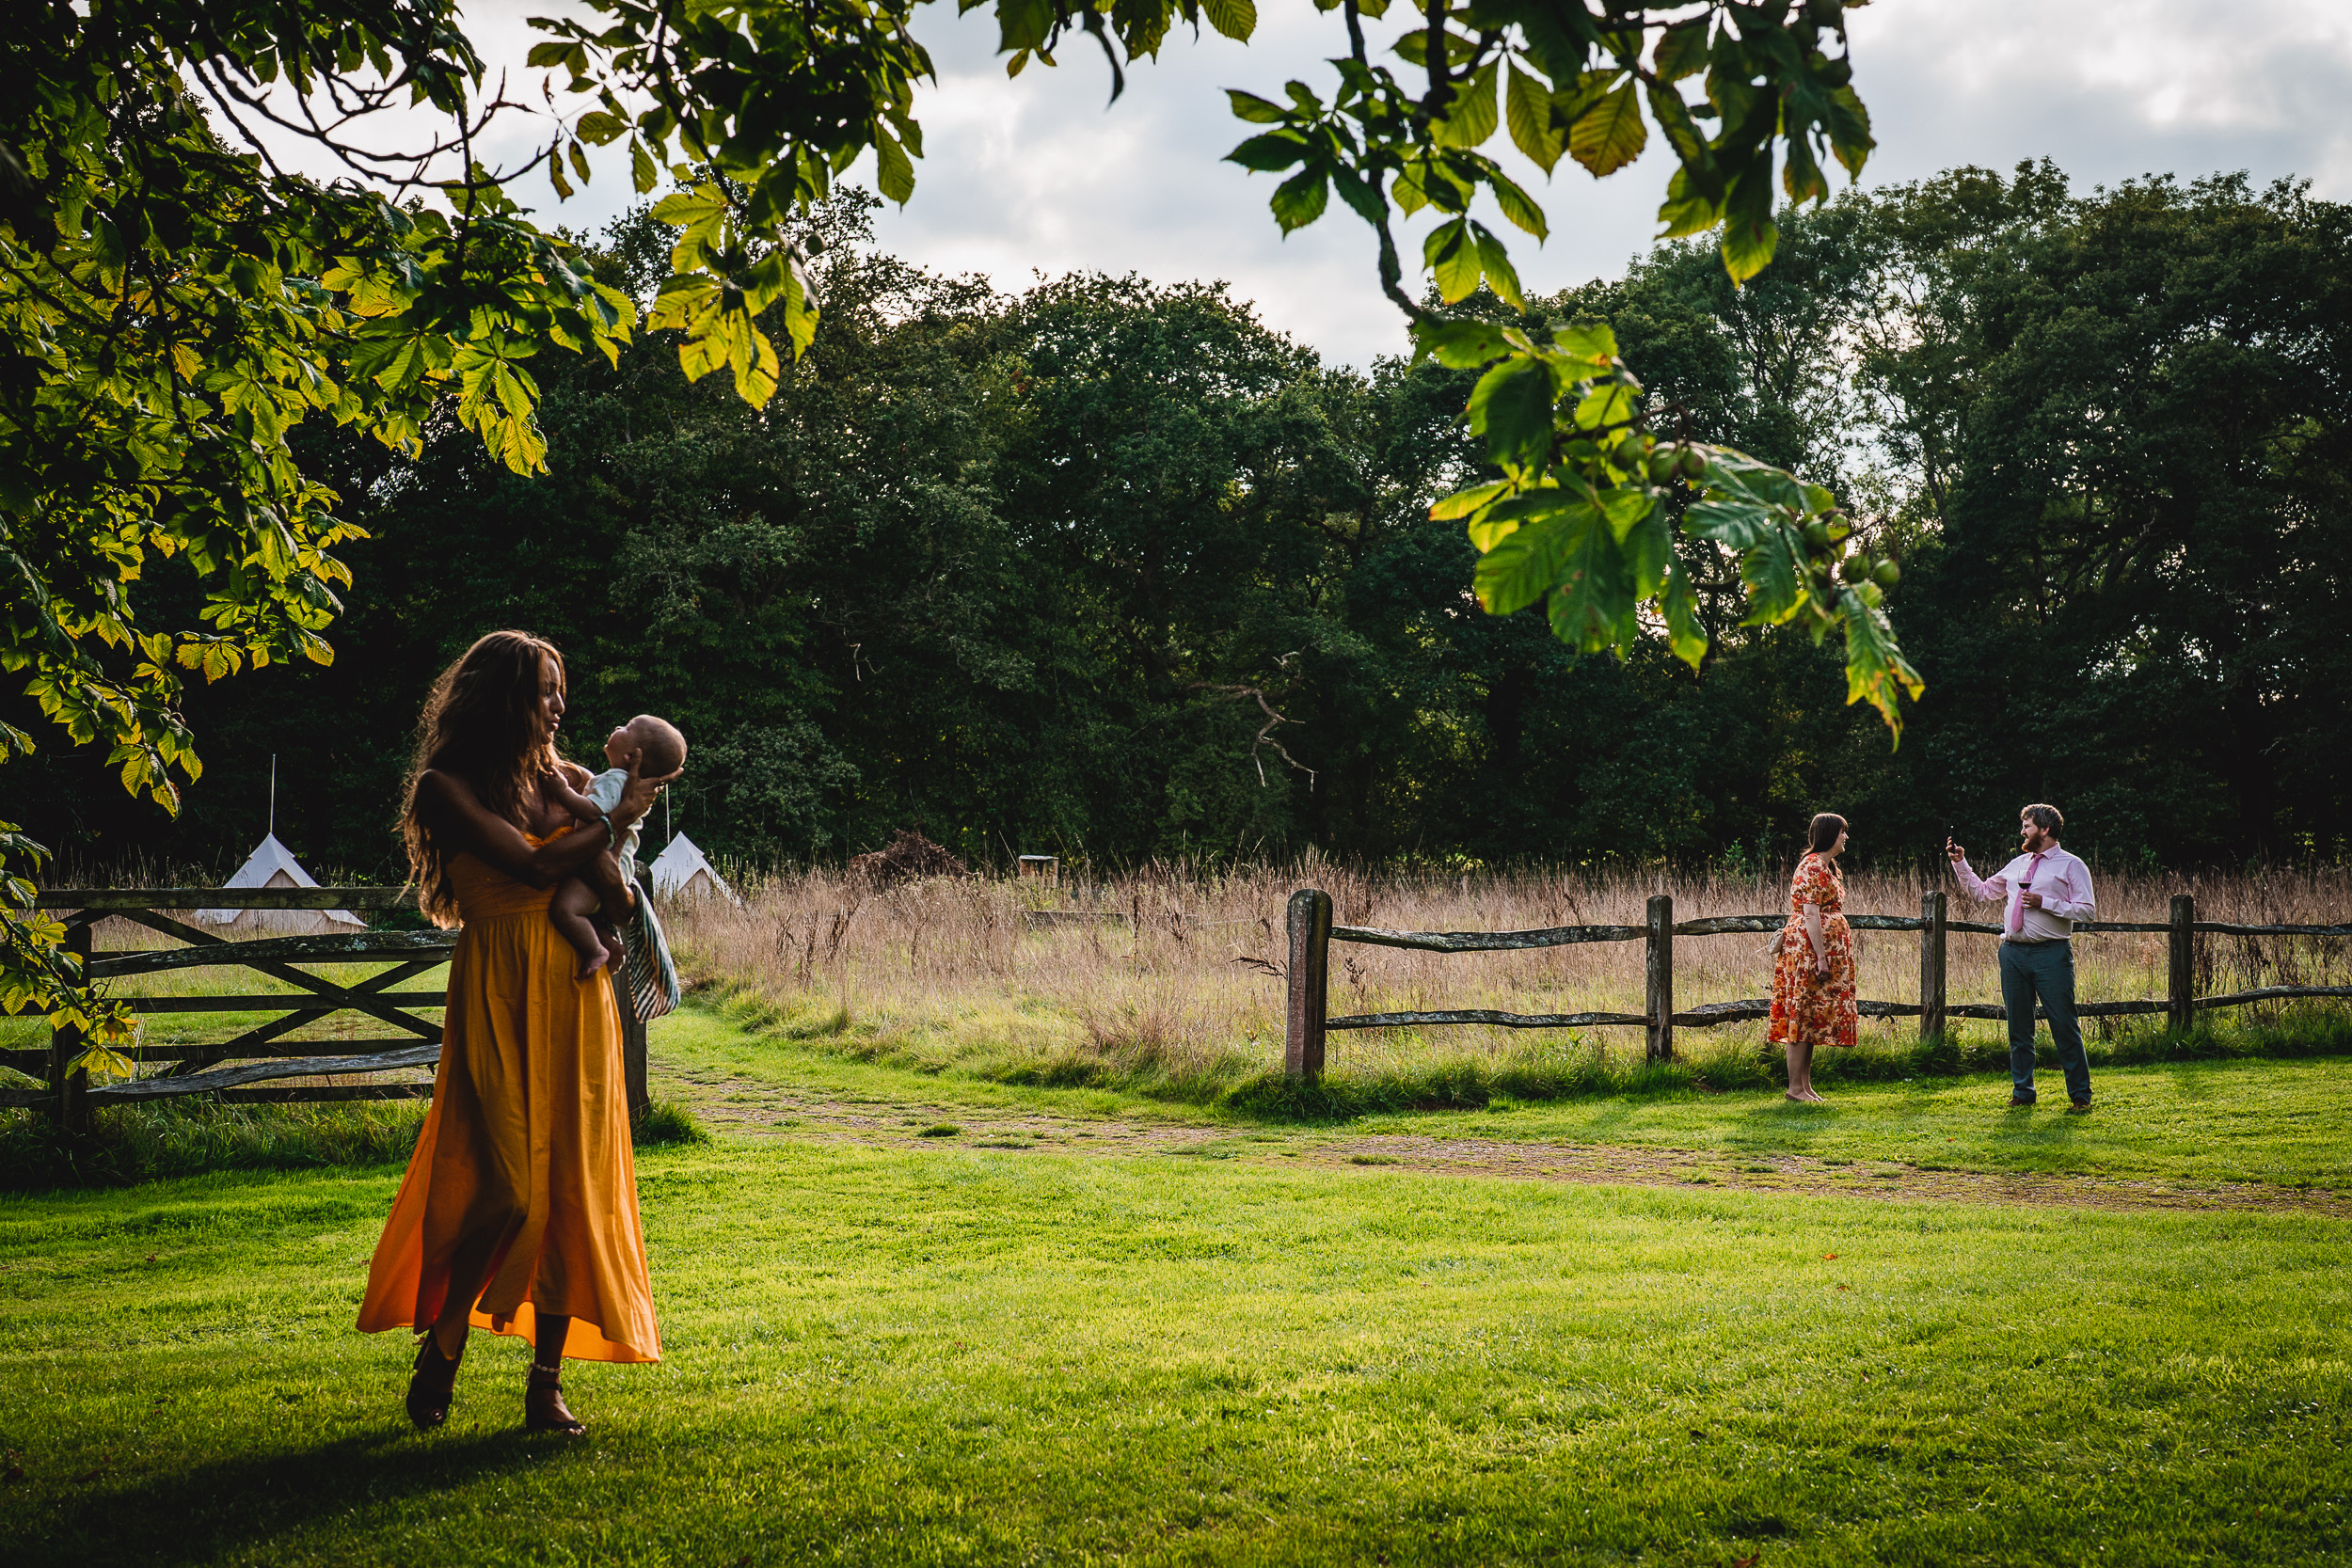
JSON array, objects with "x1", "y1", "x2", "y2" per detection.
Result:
[
  {"x1": 1839, "y1": 556, "x2": 1869, "y2": 583},
  {"x1": 1648, "y1": 448, "x2": 1680, "y2": 483},
  {"x1": 1678, "y1": 448, "x2": 1707, "y2": 482},
  {"x1": 1803, "y1": 521, "x2": 1832, "y2": 551},
  {"x1": 1873, "y1": 560, "x2": 1901, "y2": 588}
]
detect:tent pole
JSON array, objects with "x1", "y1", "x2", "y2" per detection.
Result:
[{"x1": 269, "y1": 754, "x2": 278, "y2": 837}]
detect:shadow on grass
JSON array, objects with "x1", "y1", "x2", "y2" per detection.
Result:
[{"x1": 18, "y1": 1427, "x2": 564, "y2": 1566}]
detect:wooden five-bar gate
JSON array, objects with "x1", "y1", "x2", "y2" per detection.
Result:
[
  {"x1": 8, "y1": 886, "x2": 652, "y2": 1133},
  {"x1": 1281, "y1": 889, "x2": 2352, "y2": 1079}
]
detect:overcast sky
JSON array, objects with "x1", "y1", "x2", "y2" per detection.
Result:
[{"x1": 380, "y1": 1, "x2": 2352, "y2": 367}]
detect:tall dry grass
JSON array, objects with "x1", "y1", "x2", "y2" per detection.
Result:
[{"x1": 665, "y1": 859, "x2": 2352, "y2": 1092}]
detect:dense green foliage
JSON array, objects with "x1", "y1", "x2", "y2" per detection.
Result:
[
  {"x1": 11, "y1": 165, "x2": 2348, "y2": 874},
  {"x1": 8, "y1": 0, "x2": 1905, "y2": 1053}
]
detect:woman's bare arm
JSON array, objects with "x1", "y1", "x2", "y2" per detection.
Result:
[
  {"x1": 545, "y1": 769, "x2": 607, "y2": 823},
  {"x1": 417, "y1": 754, "x2": 676, "y2": 889},
  {"x1": 1801, "y1": 902, "x2": 1829, "y2": 975}
]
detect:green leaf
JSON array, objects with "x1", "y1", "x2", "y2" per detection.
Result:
[
  {"x1": 1652, "y1": 24, "x2": 1709, "y2": 83},
  {"x1": 1227, "y1": 90, "x2": 1288, "y2": 124},
  {"x1": 1550, "y1": 322, "x2": 1619, "y2": 363},
  {"x1": 1681, "y1": 497, "x2": 1775, "y2": 547},
  {"x1": 1474, "y1": 501, "x2": 1600, "y2": 617},
  {"x1": 1838, "y1": 590, "x2": 1925, "y2": 738},
  {"x1": 1413, "y1": 318, "x2": 1509, "y2": 369},
  {"x1": 1430, "y1": 479, "x2": 1510, "y2": 521},
  {"x1": 1200, "y1": 0, "x2": 1257, "y2": 42},
  {"x1": 1472, "y1": 222, "x2": 1524, "y2": 310},
  {"x1": 1739, "y1": 526, "x2": 1806, "y2": 626},
  {"x1": 576, "y1": 110, "x2": 628, "y2": 145},
  {"x1": 1544, "y1": 510, "x2": 1637, "y2": 654},
  {"x1": 1826, "y1": 87, "x2": 1874, "y2": 178},
  {"x1": 875, "y1": 130, "x2": 915, "y2": 204},
  {"x1": 631, "y1": 139, "x2": 659, "y2": 195},
  {"x1": 1465, "y1": 355, "x2": 1555, "y2": 468},
  {"x1": 1505, "y1": 62, "x2": 1563, "y2": 174},
  {"x1": 1225, "y1": 132, "x2": 1309, "y2": 172},
  {"x1": 1621, "y1": 501, "x2": 1672, "y2": 597},
  {"x1": 1656, "y1": 166, "x2": 1718, "y2": 240},
  {"x1": 1424, "y1": 218, "x2": 1482, "y2": 303},
  {"x1": 1567, "y1": 80, "x2": 1645, "y2": 178},
  {"x1": 1783, "y1": 136, "x2": 1827, "y2": 207},
  {"x1": 1661, "y1": 559, "x2": 1708, "y2": 669},
  {"x1": 1485, "y1": 167, "x2": 1548, "y2": 241},
  {"x1": 1270, "y1": 167, "x2": 1329, "y2": 231},
  {"x1": 1430, "y1": 61, "x2": 1500, "y2": 150},
  {"x1": 1597, "y1": 484, "x2": 1652, "y2": 542}
]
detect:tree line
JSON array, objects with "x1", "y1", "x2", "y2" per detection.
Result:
[{"x1": 12, "y1": 161, "x2": 2346, "y2": 879}]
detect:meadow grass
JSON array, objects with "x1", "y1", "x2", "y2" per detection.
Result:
[
  {"x1": 668, "y1": 861, "x2": 2352, "y2": 1101},
  {"x1": 1, "y1": 1132, "x2": 2346, "y2": 1565},
  {"x1": 652, "y1": 1006, "x2": 2352, "y2": 1190}
]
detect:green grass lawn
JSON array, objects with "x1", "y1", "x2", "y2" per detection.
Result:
[
  {"x1": 655, "y1": 1006, "x2": 2352, "y2": 1192},
  {"x1": 4, "y1": 1121, "x2": 2349, "y2": 1564}
]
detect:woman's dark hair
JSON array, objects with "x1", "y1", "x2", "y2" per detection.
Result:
[
  {"x1": 2023, "y1": 802, "x2": 2064, "y2": 838},
  {"x1": 401, "y1": 631, "x2": 565, "y2": 927},
  {"x1": 1807, "y1": 813, "x2": 1848, "y2": 854}
]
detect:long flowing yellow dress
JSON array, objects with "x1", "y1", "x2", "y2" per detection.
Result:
[{"x1": 358, "y1": 832, "x2": 660, "y2": 1363}]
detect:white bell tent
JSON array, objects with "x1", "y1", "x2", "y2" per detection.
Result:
[
  {"x1": 195, "y1": 833, "x2": 366, "y2": 934},
  {"x1": 649, "y1": 832, "x2": 739, "y2": 904},
  {"x1": 197, "y1": 757, "x2": 365, "y2": 935}
]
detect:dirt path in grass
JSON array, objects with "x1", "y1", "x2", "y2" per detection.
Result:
[{"x1": 651, "y1": 1065, "x2": 2351, "y2": 1218}]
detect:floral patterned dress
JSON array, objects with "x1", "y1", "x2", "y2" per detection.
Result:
[{"x1": 1768, "y1": 851, "x2": 1858, "y2": 1050}]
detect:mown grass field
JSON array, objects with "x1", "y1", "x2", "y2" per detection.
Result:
[{"x1": 4, "y1": 1008, "x2": 2350, "y2": 1566}]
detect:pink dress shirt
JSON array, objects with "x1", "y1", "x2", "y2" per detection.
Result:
[{"x1": 1953, "y1": 846, "x2": 2097, "y2": 942}]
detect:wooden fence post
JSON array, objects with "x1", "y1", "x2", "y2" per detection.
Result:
[
  {"x1": 1645, "y1": 894, "x2": 1675, "y2": 1062},
  {"x1": 47, "y1": 915, "x2": 92, "y2": 1136},
  {"x1": 1284, "y1": 889, "x2": 1332, "y2": 1080},
  {"x1": 1918, "y1": 890, "x2": 1947, "y2": 1041},
  {"x1": 2168, "y1": 893, "x2": 2196, "y2": 1034}
]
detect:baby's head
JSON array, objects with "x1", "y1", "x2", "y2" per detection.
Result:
[{"x1": 605, "y1": 714, "x2": 687, "y2": 777}]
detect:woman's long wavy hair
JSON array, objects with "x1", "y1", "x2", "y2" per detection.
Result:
[{"x1": 401, "y1": 631, "x2": 565, "y2": 927}]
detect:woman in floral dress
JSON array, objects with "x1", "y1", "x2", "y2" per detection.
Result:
[{"x1": 1768, "y1": 813, "x2": 1857, "y2": 1101}]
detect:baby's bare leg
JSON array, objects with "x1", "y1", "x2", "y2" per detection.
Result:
[{"x1": 548, "y1": 878, "x2": 612, "y2": 979}]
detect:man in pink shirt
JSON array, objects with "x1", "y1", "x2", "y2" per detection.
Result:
[{"x1": 1947, "y1": 803, "x2": 2098, "y2": 1110}]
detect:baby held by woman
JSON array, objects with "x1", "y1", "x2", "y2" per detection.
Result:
[{"x1": 548, "y1": 714, "x2": 688, "y2": 978}]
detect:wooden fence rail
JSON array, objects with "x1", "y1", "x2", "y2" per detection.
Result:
[
  {"x1": 1280, "y1": 889, "x2": 2352, "y2": 1080},
  {"x1": 8, "y1": 887, "x2": 654, "y2": 1134}
]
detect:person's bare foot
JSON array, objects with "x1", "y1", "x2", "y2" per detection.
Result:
[{"x1": 573, "y1": 943, "x2": 613, "y2": 981}]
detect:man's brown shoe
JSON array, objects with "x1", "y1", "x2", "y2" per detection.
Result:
[{"x1": 2007, "y1": 1096, "x2": 2035, "y2": 1107}]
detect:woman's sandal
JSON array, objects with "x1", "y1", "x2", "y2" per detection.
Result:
[
  {"x1": 405, "y1": 1336, "x2": 461, "y2": 1430},
  {"x1": 525, "y1": 1362, "x2": 586, "y2": 1435}
]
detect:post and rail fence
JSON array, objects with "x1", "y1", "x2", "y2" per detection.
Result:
[
  {"x1": 1280, "y1": 889, "x2": 2352, "y2": 1081},
  {"x1": 10, "y1": 885, "x2": 654, "y2": 1135}
]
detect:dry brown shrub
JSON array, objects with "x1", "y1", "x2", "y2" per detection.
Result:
[{"x1": 662, "y1": 860, "x2": 2352, "y2": 1080}]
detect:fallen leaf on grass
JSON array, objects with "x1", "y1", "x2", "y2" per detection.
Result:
[
  {"x1": 1823, "y1": 1253, "x2": 1838, "y2": 1260},
  {"x1": 1733, "y1": 1556, "x2": 1760, "y2": 1568}
]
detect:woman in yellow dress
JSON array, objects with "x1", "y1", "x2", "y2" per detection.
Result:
[
  {"x1": 358, "y1": 631, "x2": 675, "y2": 1433},
  {"x1": 1767, "y1": 813, "x2": 1858, "y2": 1102}
]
